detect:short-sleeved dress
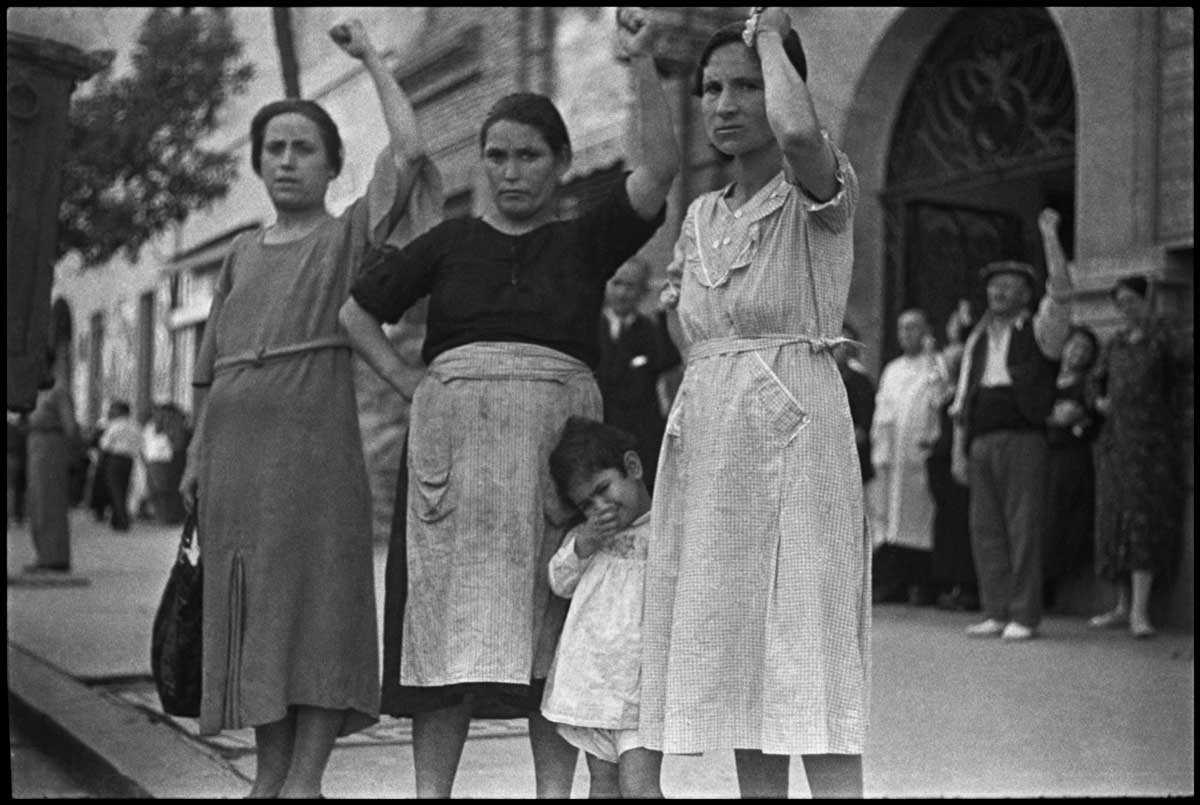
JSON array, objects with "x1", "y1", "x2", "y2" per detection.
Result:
[
  {"x1": 350, "y1": 178, "x2": 664, "y2": 716},
  {"x1": 640, "y1": 143, "x2": 871, "y2": 756},
  {"x1": 192, "y1": 150, "x2": 442, "y2": 736},
  {"x1": 1092, "y1": 320, "x2": 1187, "y2": 580}
]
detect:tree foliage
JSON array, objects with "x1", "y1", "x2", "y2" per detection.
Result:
[{"x1": 58, "y1": 8, "x2": 255, "y2": 267}]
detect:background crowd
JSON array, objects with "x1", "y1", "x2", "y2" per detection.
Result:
[
  {"x1": 844, "y1": 218, "x2": 1190, "y2": 642},
  {"x1": 5, "y1": 6, "x2": 1191, "y2": 801},
  {"x1": 9, "y1": 378, "x2": 191, "y2": 576}
]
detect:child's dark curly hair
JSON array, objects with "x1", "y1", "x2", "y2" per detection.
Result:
[{"x1": 549, "y1": 416, "x2": 639, "y2": 506}]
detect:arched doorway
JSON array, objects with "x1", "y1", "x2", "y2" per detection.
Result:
[{"x1": 880, "y1": 7, "x2": 1076, "y2": 356}]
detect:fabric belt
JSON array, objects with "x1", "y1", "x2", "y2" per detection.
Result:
[
  {"x1": 686, "y1": 334, "x2": 860, "y2": 364},
  {"x1": 428, "y1": 342, "x2": 592, "y2": 384},
  {"x1": 213, "y1": 335, "x2": 350, "y2": 374}
]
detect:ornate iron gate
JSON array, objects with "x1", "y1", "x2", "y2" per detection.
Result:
[{"x1": 882, "y1": 7, "x2": 1076, "y2": 352}]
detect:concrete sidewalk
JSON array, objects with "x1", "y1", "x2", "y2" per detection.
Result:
[{"x1": 7, "y1": 510, "x2": 1195, "y2": 798}]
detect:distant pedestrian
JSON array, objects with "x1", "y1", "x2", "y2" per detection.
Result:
[
  {"x1": 7, "y1": 411, "x2": 29, "y2": 524},
  {"x1": 1041, "y1": 325, "x2": 1102, "y2": 610},
  {"x1": 179, "y1": 19, "x2": 442, "y2": 798},
  {"x1": 143, "y1": 404, "x2": 188, "y2": 525},
  {"x1": 87, "y1": 416, "x2": 111, "y2": 523},
  {"x1": 869, "y1": 309, "x2": 950, "y2": 605},
  {"x1": 1089, "y1": 276, "x2": 1191, "y2": 638},
  {"x1": 642, "y1": 9, "x2": 868, "y2": 798},
  {"x1": 98, "y1": 400, "x2": 140, "y2": 532},
  {"x1": 595, "y1": 257, "x2": 681, "y2": 492},
  {"x1": 338, "y1": 7, "x2": 676, "y2": 798},
  {"x1": 25, "y1": 349, "x2": 79, "y2": 574},
  {"x1": 542, "y1": 417, "x2": 662, "y2": 798},
  {"x1": 951, "y1": 208, "x2": 1074, "y2": 642}
]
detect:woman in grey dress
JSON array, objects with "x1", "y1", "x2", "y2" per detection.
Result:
[{"x1": 180, "y1": 20, "x2": 441, "y2": 798}]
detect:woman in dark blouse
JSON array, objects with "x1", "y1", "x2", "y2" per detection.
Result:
[
  {"x1": 339, "y1": 8, "x2": 678, "y2": 797},
  {"x1": 1042, "y1": 325, "x2": 1102, "y2": 609}
]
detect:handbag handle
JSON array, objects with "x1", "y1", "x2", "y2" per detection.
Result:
[{"x1": 177, "y1": 509, "x2": 198, "y2": 559}]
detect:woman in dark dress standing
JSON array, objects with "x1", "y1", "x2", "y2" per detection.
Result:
[
  {"x1": 1089, "y1": 276, "x2": 1190, "y2": 638},
  {"x1": 1041, "y1": 325, "x2": 1102, "y2": 609},
  {"x1": 339, "y1": 9, "x2": 678, "y2": 797}
]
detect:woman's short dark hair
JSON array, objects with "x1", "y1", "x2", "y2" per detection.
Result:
[
  {"x1": 691, "y1": 21, "x2": 808, "y2": 97},
  {"x1": 549, "y1": 416, "x2": 638, "y2": 505},
  {"x1": 1110, "y1": 275, "x2": 1149, "y2": 299},
  {"x1": 479, "y1": 93, "x2": 571, "y2": 159},
  {"x1": 250, "y1": 99, "x2": 344, "y2": 177}
]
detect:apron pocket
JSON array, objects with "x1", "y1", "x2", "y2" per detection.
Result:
[
  {"x1": 409, "y1": 382, "x2": 456, "y2": 524},
  {"x1": 750, "y1": 353, "x2": 809, "y2": 445}
]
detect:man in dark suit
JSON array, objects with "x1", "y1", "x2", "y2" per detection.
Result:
[{"x1": 594, "y1": 257, "x2": 681, "y2": 492}]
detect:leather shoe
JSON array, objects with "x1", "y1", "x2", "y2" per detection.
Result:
[
  {"x1": 965, "y1": 618, "x2": 1006, "y2": 637},
  {"x1": 1001, "y1": 622, "x2": 1036, "y2": 641}
]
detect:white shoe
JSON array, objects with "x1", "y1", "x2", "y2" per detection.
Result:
[
  {"x1": 965, "y1": 618, "x2": 1006, "y2": 637},
  {"x1": 1001, "y1": 622, "x2": 1036, "y2": 641}
]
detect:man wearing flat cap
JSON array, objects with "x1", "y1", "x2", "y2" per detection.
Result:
[{"x1": 949, "y1": 208, "x2": 1073, "y2": 642}]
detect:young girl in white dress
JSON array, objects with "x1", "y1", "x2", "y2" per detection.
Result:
[{"x1": 542, "y1": 417, "x2": 662, "y2": 798}]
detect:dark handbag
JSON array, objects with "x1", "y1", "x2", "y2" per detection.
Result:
[{"x1": 151, "y1": 510, "x2": 203, "y2": 717}]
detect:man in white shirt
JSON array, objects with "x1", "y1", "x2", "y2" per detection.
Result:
[
  {"x1": 950, "y1": 208, "x2": 1073, "y2": 641},
  {"x1": 97, "y1": 400, "x2": 141, "y2": 531}
]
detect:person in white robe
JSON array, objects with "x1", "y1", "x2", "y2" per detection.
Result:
[{"x1": 869, "y1": 309, "x2": 952, "y2": 602}]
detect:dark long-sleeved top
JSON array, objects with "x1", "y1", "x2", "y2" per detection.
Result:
[{"x1": 350, "y1": 175, "x2": 665, "y2": 369}]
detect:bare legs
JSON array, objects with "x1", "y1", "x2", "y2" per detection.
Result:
[
  {"x1": 618, "y1": 747, "x2": 663, "y2": 798},
  {"x1": 803, "y1": 754, "x2": 864, "y2": 798},
  {"x1": 412, "y1": 700, "x2": 472, "y2": 798},
  {"x1": 585, "y1": 753, "x2": 621, "y2": 799},
  {"x1": 583, "y1": 748, "x2": 662, "y2": 799},
  {"x1": 735, "y1": 750, "x2": 863, "y2": 799},
  {"x1": 411, "y1": 701, "x2": 578, "y2": 798},
  {"x1": 1091, "y1": 571, "x2": 1156, "y2": 636},
  {"x1": 528, "y1": 711, "x2": 578, "y2": 797},
  {"x1": 249, "y1": 706, "x2": 343, "y2": 798},
  {"x1": 734, "y1": 749, "x2": 789, "y2": 798},
  {"x1": 1129, "y1": 570, "x2": 1156, "y2": 636}
]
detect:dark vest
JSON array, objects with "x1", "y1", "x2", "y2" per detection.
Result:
[{"x1": 964, "y1": 317, "x2": 1060, "y2": 443}]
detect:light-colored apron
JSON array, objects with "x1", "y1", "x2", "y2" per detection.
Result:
[{"x1": 400, "y1": 342, "x2": 602, "y2": 687}]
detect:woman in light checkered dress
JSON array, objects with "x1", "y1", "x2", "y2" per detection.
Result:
[{"x1": 641, "y1": 8, "x2": 870, "y2": 797}]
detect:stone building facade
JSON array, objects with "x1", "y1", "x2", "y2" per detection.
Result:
[{"x1": 44, "y1": 7, "x2": 1193, "y2": 624}]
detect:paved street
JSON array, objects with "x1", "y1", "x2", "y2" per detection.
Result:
[{"x1": 7, "y1": 510, "x2": 1195, "y2": 798}]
